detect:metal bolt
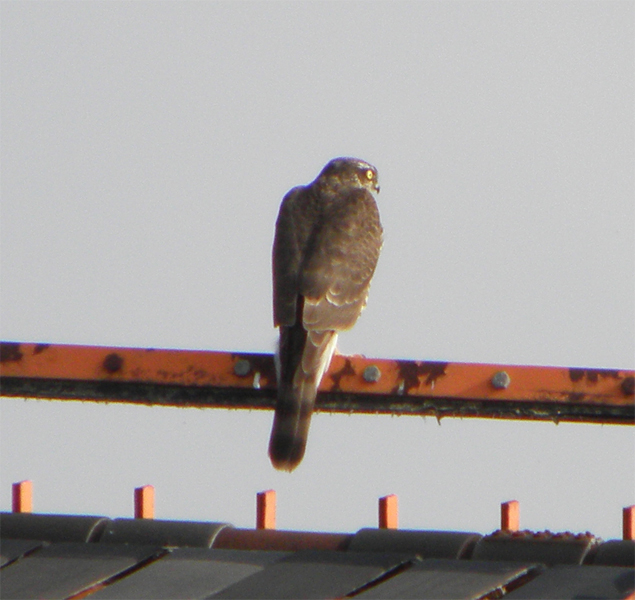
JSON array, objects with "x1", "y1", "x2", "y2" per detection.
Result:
[
  {"x1": 491, "y1": 371, "x2": 511, "y2": 389},
  {"x1": 234, "y1": 359, "x2": 251, "y2": 377},
  {"x1": 363, "y1": 365, "x2": 381, "y2": 383}
]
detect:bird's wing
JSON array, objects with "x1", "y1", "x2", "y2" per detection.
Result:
[
  {"x1": 299, "y1": 187, "x2": 383, "y2": 332},
  {"x1": 272, "y1": 185, "x2": 315, "y2": 327}
]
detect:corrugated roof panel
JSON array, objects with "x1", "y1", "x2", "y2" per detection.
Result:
[
  {"x1": 100, "y1": 518, "x2": 231, "y2": 548},
  {"x1": 0, "y1": 512, "x2": 110, "y2": 543},
  {"x1": 472, "y1": 531, "x2": 598, "y2": 566},
  {"x1": 2, "y1": 513, "x2": 633, "y2": 598},
  {"x1": 209, "y1": 550, "x2": 414, "y2": 599},
  {"x1": 353, "y1": 559, "x2": 543, "y2": 600},
  {"x1": 87, "y1": 548, "x2": 290, "y2": 600},
  {"x1": 0, "y1": 542, "x2": 162, "y2": 600},
  {"x1": 504, "y1": 564, "x2": 634, "y2": 599},
  {"x1": 592, "y1": 540, "x2": 635, "y2": 567},
  {"x1": 0, "y1": 539, "x2": 44, "y2": 568},
  {"x1": 348, "y1": 528, "x2": 481, "y2": 559}
]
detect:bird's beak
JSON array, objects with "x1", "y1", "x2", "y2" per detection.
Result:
[{"x1": 374, "y1": 184, "x2": 380, "y2": 193}]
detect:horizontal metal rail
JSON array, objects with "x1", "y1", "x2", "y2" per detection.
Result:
[{"x1": 1, "y1": 342, "x2": 633, "y2": 424}]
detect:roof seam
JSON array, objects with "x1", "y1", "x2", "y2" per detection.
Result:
[{"x1": 64, "y1": 547, "x2": 169, "y2": 600}]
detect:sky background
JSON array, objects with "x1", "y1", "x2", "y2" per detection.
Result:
[{"x1": 1, "y1": 1, "x2": 633, "y2": 541}]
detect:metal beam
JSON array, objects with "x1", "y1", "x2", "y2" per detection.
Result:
[{"x1": 1, "y1": 342, "x2": 633, "y2": 424}]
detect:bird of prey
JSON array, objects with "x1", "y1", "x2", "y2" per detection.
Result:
[{"x1": 269, "y1": 157, "x2": 383, "y2": 471}]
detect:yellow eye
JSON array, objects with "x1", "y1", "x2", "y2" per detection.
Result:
[{"x1": 365, "y1": 169, "x2": 374, "y2": 180}]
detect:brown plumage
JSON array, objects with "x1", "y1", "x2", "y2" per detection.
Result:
[{"x1": 269, "y1": 157, "x2": 383, "y2": 471}]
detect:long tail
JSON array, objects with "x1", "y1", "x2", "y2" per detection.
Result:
[{"x1": 269, "y1": 322, "x2": 337, "y2": 471}]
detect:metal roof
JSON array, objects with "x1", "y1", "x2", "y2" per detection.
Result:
[{"x1": 1, "y1": 512, "x2": 633, "y2": 599}]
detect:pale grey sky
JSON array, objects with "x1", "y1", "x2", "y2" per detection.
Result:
[{"x1": 1, "y1": 1, "x2": 633, "y2": 540}]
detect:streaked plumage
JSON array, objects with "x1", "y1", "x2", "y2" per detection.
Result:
[{"x1": 269, "y1": 157, "x2": 383, "y2": 471}]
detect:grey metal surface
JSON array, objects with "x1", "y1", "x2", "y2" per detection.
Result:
[
  {"x1": 0, "y1": 512, "x2": 110, "y2": 543},
  {"x1": 100, "y1": 518, "x2": 231, "y2": 548},
  {"x1": 472, "y1": 532, "x2": 598, "y2": 566},
  {"x1": 592, "y1": 540, "x2": 635, "y2": 567},
  {"x1": 0, "y1": 542, "x2": 162, "y2": 600},
  {"x1": 0, "y1": 539, "x2": 44, "y2": 567},
  {"x1": 349, "y1": 528, "x2": 481, "y2": 559},
  {"x1": 2, "y1": 514, "x2": 633, "y2": 598},
  {"x1": 355, "y1": 559, "x2": 543, "y2": 600},
  {"x1": 504, "y1": 564, "x2": 635, "y2": 599},
  {"x1": 88, "y1": 548, "x2": 290, "y2": 600},
  {"x1": 209, "y1": 550, "x2": 414, "y2": 599}
]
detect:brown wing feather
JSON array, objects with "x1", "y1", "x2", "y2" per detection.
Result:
[
  {"x1": 272, "y1": 186, "x2": 320, "y2": 327},
  {"x1": 300, "y1": 187, "x2": 382, "y2": 330}
]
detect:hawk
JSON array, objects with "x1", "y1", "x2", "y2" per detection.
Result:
[{"x1": 269, "y1": 157, "x2": 383, "y2": 471}]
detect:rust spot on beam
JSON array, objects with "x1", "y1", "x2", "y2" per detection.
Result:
[
  {"x1": 394, "y1": 360, "x2": 448, "y2": 394},
  {"x1": 103, "y1": 353, "x2": 124, "y2": 374},
  {"x1": 329, "y1": 358, "x2": 356, "y2": 392},
  {"x1": 1, "y1": 342, "x2": 23, "y2": 363},
  {"x1": 569, "y1": 368, "x2": 621, "y2": 384},
  {"x1": 622, "y1": 376, "x2": 634, "y2": 397}
]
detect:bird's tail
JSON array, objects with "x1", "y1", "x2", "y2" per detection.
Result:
[{"x1": 269, "y1": 327, "x2": 338, "y2": 471}]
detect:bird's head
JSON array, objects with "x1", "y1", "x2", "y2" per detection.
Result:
[{"x1": 317, "y1": 157, "x2": 380, "y2": 194}]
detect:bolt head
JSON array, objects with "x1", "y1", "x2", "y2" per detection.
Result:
[
  {"x1": 491, "y1": 371, "x2": 511, "y2": 389},
  {"x1": 363, "y1": 365, "x2": 381, "y2": 383},
  {"x1": 234, "y1": 359, "x2": 251, "y2": 377}
]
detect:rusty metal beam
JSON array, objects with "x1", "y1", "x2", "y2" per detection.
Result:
[{"x1": 1, "y1": 341, "x2": 633, "y2": 424}]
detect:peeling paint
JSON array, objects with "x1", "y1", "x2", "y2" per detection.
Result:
[
  {"x1": 0, "y1": 342, "x2": 23, "y2": 363},
  {"x1": 328, "y1": 359, "x2": 356, "y2": 392},
  {"x1": 569, "y1": 368, "x2": 621, "y2": 384},
  {"x1": 393, "y1": 360, "x2": 448, "y2": 394},
  {"x1": 622, "y1": 376, "x2": 634, "y2": 397},
  {"x1": 103, "y1": 353, "x2": 124, "y2": 374}
]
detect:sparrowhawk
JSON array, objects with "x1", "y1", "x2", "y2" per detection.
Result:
[{"x1": 269, "y1": 157, "x2": 383, "y2": 471}]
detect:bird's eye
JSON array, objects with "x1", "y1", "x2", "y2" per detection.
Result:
[{"x1": 365, "y1": 169, "x2": 374, "y2": 180}]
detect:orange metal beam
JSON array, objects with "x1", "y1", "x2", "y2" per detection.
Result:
[{"x1": 1, "y1": 341, "x2": 633, "y2": 424}]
